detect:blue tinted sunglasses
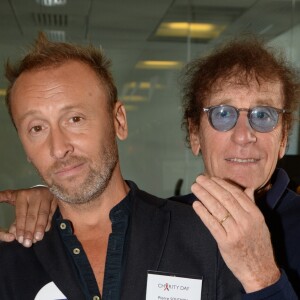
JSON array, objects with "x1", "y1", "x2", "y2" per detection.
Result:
[{"x1": 203, "y1": 105, "x2": 288, "y2": 133}]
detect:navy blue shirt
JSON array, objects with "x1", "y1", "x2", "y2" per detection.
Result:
[
  {"x1": 175, "y1": 168, "x2": 300, "y2": 299},
  {"x1": 55, "y1": 189, "x2": 132, "y2": 300}
]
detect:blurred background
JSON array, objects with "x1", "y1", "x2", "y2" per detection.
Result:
[{"x1": 0, "y1": 0, "x2": 299, "y2": 228}]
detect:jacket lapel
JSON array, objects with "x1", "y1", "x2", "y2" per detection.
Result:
[{"x1": 121, "y1": 188, "x2": 170, "y2": 299}]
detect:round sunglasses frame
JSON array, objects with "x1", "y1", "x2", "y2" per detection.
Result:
[{"x1": 203, "y1": 105, "x2": 289, "y2": 133}]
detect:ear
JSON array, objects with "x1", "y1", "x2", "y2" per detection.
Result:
[
  {"x1": 189, "y1": 119, "x2": 201, "y2": 156},
  {"x1": 113, "y1": 101, "x2": 128, "y2": 141},
  {"x1": 278, "y1": 134, "x2": 288, "y2": 159}
]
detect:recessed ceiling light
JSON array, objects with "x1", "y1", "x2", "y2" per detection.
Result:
[
  {"x1": 155, "y1": 22, "x2": 226, "y2": 39},
  {"x1": 124, "y1": 82, "x2": 164, "y2": 90},
  {"x1": 135, "y1": 60, "x2": 183, "y2": 70},
  {"x1": 138, "y1": 82, "x2": 151, "y2": 89},
  {"x1": 125, "y1": 82, "x2": 137, "y2": 89},
  {"x1": 124, "y1": 105, "x2": 138, "y2": 111},
  {"x1": 122, "y1": 95, "x2": 147, "y2": 102},
  {"x1": 36, "y1": 0, "x2": 67, "y2": 7}
]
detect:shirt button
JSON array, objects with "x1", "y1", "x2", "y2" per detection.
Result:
[
  {"x1": 60, "y1": 223, "x2": 67, "y2": 230},
  {"x1": 93, "y1": 296, "x2": 100, "y2": 300},
  {"x1": 73, "y1": 248, "x2": 80, "y2": 255}
]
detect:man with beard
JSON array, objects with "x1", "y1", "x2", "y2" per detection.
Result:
[{"x1": 0, "y1": 33, "x2": 242, "y2": 300}]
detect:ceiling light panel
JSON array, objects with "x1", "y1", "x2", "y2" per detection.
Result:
[
  {"x1": 36, "y1": 0, "x2": 67, "y2": 7},
  {"x1": 149, "y1": 4, "x2": 245, "y2": 43},
  {"x1": 135, "y1": 60, "x2": 183, "y2": 70},
  {"x1": 156, "y1": 22, "x2": 226, "y2": 39}
]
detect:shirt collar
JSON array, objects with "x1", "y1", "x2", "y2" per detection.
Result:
[
  {"x1": 54, "y1": 181, "x2": 135, "y2": 230},
  {"x1": 263, "y1": 168, "x2": 290, "y2": 209}
]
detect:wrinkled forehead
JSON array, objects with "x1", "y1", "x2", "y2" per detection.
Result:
[
  {"x1": 211, "y1": 70, "x2": 282, "y2": 91},
  {"x1": 206, "y1": 73, "x2": 284, "y2": 106}
]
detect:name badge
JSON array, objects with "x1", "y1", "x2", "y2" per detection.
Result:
[{"x1": 146, "y1": 271, "x2": 202, "y2": 300}]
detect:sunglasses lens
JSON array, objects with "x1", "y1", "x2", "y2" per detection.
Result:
[
  {"x1": 250, "y1": 107, "x2": 279, "y2": 132},
  {"x1": 209, "y1": 106, "x2": 237, "y2": 131}
]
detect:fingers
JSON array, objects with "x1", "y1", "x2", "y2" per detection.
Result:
[
  {"x1": 211, "y1": 177, "x2": 255, "y2": 212},
  {"x1": 0, "y1": 190, "x2": 15, "y2": 205},
  {"x1": 0, "y1": 187, "x2": 55, "y2": 247},
  {"x1": 0, "y1": 190, "x2": 17, "y2": 242},
  {"x1": 8, "y1": 221, "x2": 17, "y2": 237},
  {"x1": 191, "y1": 175, "x2": 279, "y2": 291},
  {"x1": 244, "y1": 187, "x2": 255, "y2": 202},
  {"x1": 191, "y1": 174, "x2": 263, "y2": 252},
  {"x1": 14, "y1": 191, "x2": 33, "y2": 246},
  {"x1": 14, "y1": 187, "x2": 54, "y2": 247},
  {"x1": 192, "y1": 175, "x2": 256, "y2": 223},
  {"x1": 34, "y1": 195, "x2": 57, "y2": 239},
  {"x1": 22, "y1": 198, "x2": 42, "y2": 247},
  {"x1": 192, "y1": 200, "x2": 228, "y2": 241},
  {"x1": 0, "y1": 228, "x2": 15, "y2": 242},
  {"x1": 191, "y1": 175, "x2": 267, "y2": 255},
  {"x1": 46, "y1": 197, "x2": 58, "y2": 232},
  {"x1": 191, "y1": 176, "x2": 243, "y2": 230}
]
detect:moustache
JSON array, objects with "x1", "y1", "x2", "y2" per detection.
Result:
[{"x1": 49, "y1": 156, "x2": 88, "y2": 174}]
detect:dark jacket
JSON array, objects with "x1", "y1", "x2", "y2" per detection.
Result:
[
  {"x1": 174, "y1": 169, "x2": 300, "y2": 300},
  {"x1": 0, "y1": 182, "x2": 242, "y2": 299}
]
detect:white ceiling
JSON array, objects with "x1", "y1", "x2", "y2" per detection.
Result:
[{"x1": 0, "y1": 0, "x2": 299, "y2": 88}]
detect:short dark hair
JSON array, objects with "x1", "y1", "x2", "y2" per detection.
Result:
[
  {"x1": 5, "y1": 32, "x2": 118, "y2": 127},
  {"x1": 181, "y1": 36, "x2": 300, "y2": 147}
]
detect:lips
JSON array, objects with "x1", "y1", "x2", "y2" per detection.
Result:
[
  {"x1": 54, "y1": 162, "x2": 85, "y2": 175},
  {"x1": 225, "y1": 158, "x2": 259, "y2": 163}
]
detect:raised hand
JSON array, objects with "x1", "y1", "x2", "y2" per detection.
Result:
[
  {"x1": 0, "y1": 187, "x2": 57, "y2": 247},
  {"x1": 191, "y1": 175, "x2": 280, "y2": 292}
]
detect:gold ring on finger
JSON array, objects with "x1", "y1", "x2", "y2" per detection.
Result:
[{"x1": 219, "y1": 212, "x2": 231, "y2": 225}]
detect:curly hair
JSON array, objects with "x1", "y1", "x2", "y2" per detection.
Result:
[
  {"x1": 181, "y1": 36, "x2": 300, "y2": 147},
  {"x1": 5, "y1": 32, "x2": 118, "y2": 127}
]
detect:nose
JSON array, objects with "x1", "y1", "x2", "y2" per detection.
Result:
[
  {"x1": 230, "y1": 112, "x2": 257, "y2": 145},
  {"x1": 49, "y1": 127, "x2": 74, "y2": 159}
]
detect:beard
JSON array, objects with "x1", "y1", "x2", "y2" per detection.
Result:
[{"x1": 37, "y1": 130, "x2": 119, "y2": 206}]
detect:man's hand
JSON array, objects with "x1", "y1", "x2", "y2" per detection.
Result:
[
  {"x1": 0, "y1": 187, "x2": 57, "y2": 247},
  {"x1": 191, "y1": 175, "x2": 280, "y2": 293}
]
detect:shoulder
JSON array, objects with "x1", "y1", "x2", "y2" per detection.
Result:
[
  {"x1": 0, "y1": 240, "x2": 29, "y2": 255},
  {"x1": 266, "y1": 169, "x2": 300, "y2": 227},
  {"x1": 0, "y1": 240, "x2": 38, "y2": 272},
  {"x1": 132, "y1": 182, "x2": 196, "y2": 213},
  {"x1": 169, "y1": 193, "x2": 196, "y2": 205},
  {"x1": 129, "y1": 180, "x2": 195, "y2": 208},
  {"x1": 277, "y1": 189, "x2": 300, "y2": 223},
  {"x1": 131, "y1": 183, "x2": 211, "y2": 235},
  {"x1": 0, "y1": 241, "x2": 54, "y2": 298}
]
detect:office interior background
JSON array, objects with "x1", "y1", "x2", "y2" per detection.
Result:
[{"x1": 0, "y1": 0, "x2": 299, "y2": 228}]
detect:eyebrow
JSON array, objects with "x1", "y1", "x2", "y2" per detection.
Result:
[
  {"x1": 17, "y1": 109, "x2": 41, "y2": 124},
  {"x1": 17, "y1": 104, "x2": 86, "y2": 124}
]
